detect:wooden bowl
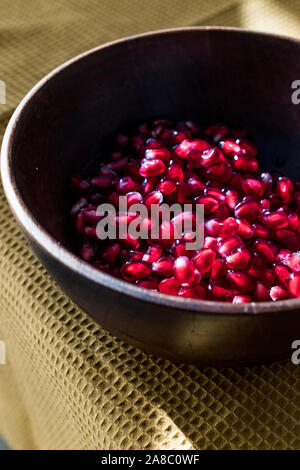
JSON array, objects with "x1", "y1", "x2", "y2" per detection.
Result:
[{"x1": 2, "y1": 27, "x2": 300, "y2": 366}]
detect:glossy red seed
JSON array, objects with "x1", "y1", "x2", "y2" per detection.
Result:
[
  {"x1": 107, "y1": 157, "x2": 128, "y2": 171},
  {"x1": 91, "y1": 175, "x2": 113, "y2": 189},
  {"x1": 208, "y1": 282, "x2": 233, "y2": 301},
  {"x1": 233, "y1": 295, "x2": 252, "y2": 303},
  {"x1": 203, "y1": 236, "x2": 218, "y2": 250},
  {"x1": 232, "y1": 155, "x2": 258, "y2": 173},
  {"x1": 288, "y1": 272, "x2": 300, "y2": 297},
  {"x1": 193, "y1": 249, "x2": 216, "y2": 273},
  {"x1": 218, "y1": 217, "x2": 239, "y2": 238},
  {"x1": 188, "y1": 176, "x2": 205, "y2": 194},
  {"x1": 225, "y1": 247, "x2": 251, "y2": 270},
  {"x1": 254, "y1": 239, "x2": 276, "y2": 263},
  {"x1": 121, "y1": 260, "x2": 151, "y2": 281},
  {"x1": 237, "y1": 218, "x2": 254, "y2": 239},
  {"x1": 283, "y1": 252, "x2": 300, "y2": 272},
  {"x1": 200, "y1": 147, "x2": 223, "y2": 167},
  {"x1": 226, "y1": 270, "x2": 254, "y2": 293},
  {"x1": 141, "y1": 245, "x2": 162, "y2": 264},
  {"x1": 158, "y1": 277, "x2": 179, "y2": 295},
  {"x1": 274, "y1": 264, "x2": 290, "y2": 285},
  {"x1": 288, "y1": 213, "x2": 300, "y2": 231},
  {"x1": 253, "y1": 281, "x2": 270, "y2": 301},
  {"x1": 217, "y1": 235, "x2": 243, "y2": 257},
  {"x1": 260, "y1": 211, "x2": 288, "y2": 229},
  {"x1": 225, "y1": 187, "x2": 240, "y2": 210},
  {"x1": 167, "y1": 163, "x2": 184, "y2": 182},
  {"x1": 152, "y1": 257, "x2": 174, "y2": 277},
  {"x1": 247, "y1": 267, "x2": 275, "y2": 286},
  {"x1": 175, "y1": 139, "x2": 211, "y2": 159},
  {"x1": 277, "y1": 177, "x2": 293, "y2": 203},
  {"x1": 173, "y1": 256, "x2": 195, "y2": 287},
  {"x1": 145, "y1": 148, "x2": 171, "y2": 162},
  {"x1": 139, "y1": 158, "x2": 166, "y2": 177},
  {"x1": 117, "y1": 176, "x2": 138, "y2": 194},
  {"x1": 204, "y1": 188, "x2": 226, "y2": 204},
  {"x1": 211, "y1": 258, "x2": 226, "y2": 280},
  {"x1": 242, "y1": 178, "x2": 264, "y2": 196},
  {"x1": 143, "y1": 190, "x2": 163, "y2": 209},
  {"x1": 195, "y1": 195, "x2": 219, "y2": 214},
  {"x1": 275, "y1": 229, "x2": 300, "y2": 251},
  {"x1": 126, "y1": 191, "x2": 143, "y2": 207},
  {"x1": 220, "y1": 140, "x2": 242, "y2": 156},
  {"x1": 270, "y1": 285, "x2": 289, "y2": 301},
  {"x1": 101, "y1": 243, "x2": 120, "y2": 265},
  {"x1": 234, "y1": 198, "x2": 260, "y2": 221},
  {"x1": 157, "y1": 177, "x2": 177, "y2": 195},
  {"x1": 80, "y1": 242, "x2": 96, "y2": 262}
]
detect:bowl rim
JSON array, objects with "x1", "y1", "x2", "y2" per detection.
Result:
[{"x1": 2, "y1": 25, "x2": 300, "y2": 315}]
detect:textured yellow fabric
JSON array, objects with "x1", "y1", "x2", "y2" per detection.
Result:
[{"x1": 0, "y1": 0, "x2": 300, "y2": 450}]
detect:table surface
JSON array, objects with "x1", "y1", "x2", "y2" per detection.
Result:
[{"x1": 0, "y1": 0, "x2": 299, "y2": 450}]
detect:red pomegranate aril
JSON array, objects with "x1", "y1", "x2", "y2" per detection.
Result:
[
  {"x1": 277, "y1": 177, "x2": 293, "y2": 203},
  {"x1": 237, "y1": 138, "x2": 258, "y2": 157},
  {"x1": 91, "y1": 175, "x2": 113, "y2": 189},
  {"x1": 70, "y1": 197, "x2": 88, "y2": 216},
  {"x1": 121, "y1": 260, "x2": 151, "y2": 281},
  {"x1": 288, "y1": 272, "x2": 300, "y2": 297},
  {"x1": 219, "y1": 139, "x2": 242, "y2": 156},
  {"x1": 145, "y1": 148, "x2": 171, "y2": 162},
  {"x1": 254, "y1": 239, "x2": 276, "y2": 263},
  {"x1": 157, "y1": 177, "x2": 177, "y2": 195},
  {"x1": 252, "y1": 223, "x2": 269, "y2": 239},
  {"x1": 177, "y1": 287, "x2": 199, "y2": 299},
  {"x1": 217, "y1": 235, "x2": 243, "y2": 257},
  {"x1": 275, "y1": 229, "x2": 300, "y2": 251},
  {"x1": 206, "y1": 123, "x2": 228, "y2": 143},
  {"x1": 142, "y1": 244, "x2": 162, "y2": 264},
  {"x1": 288, "y1": 213, "x2": 300, "y2": 231},
  {"x1": 173, "y1": 256, "x2": 196, "y2": 287},
  {"x1": 237, "y1": 218, "x2": 254, "y2": 239},
  {"x1": 232, "y1": 155, "x2": 258, "y2": 173},
  {"x1": 139, "y1": 158, "x2": 166, "y2": 177},
  {"x1": 107, "y1": 157, "x2": 128, "y2": 171},
  {"x1": 126, "y1": 191, "x2": 143, "y2": 207},
  {"x1": 260, "y1": 199, "x2": 270, "y2": 210},
  {"x1": 193, "y1": 249, "x2": 216, "y2": 273},
  {"x1": 225, "y1": 187, "x2": 240, "y2": 210},
  {"x1": 211, "y1": 258, "x2": 226, "y2": 280},
  {"x1": 119, "y1": 233, "x2": 140, "y2": 249},
  {"x1": 117, "y1": 176, "x2": 138, "y2": 194},
  {"x1": 226, "y1": 270, "x2": 254, "y2": 293},
  {"x1": 167, "y1": 163, "x2": 183, "y2": 182},
  {"x1": 225, "y1": 247, "x2": 251, "y2": 270},
  {"x1": 143, "y1": 190, "x2": 163, "y2": 209},
  {"x1": 233, "y1": 295, "x2": 252, "y2": 304},
  {"x1": 175, "y1": 138, "x2": 211, "y2": 159},
  {"x1": 158, "y1": 277, "x2": 179, "y2": 295},
  {"x1": 283, "y1": 252, "x2": 300, "y2": 272},
  {"x1": 205, "y1": 219, "x2": 220, "y2": 237},
  {"x1": 270, "y1": 285, "x2": 289, "y2": 301},
  {"x1": 276, "y1": 249, "x2": 292, "y2": 264},
  {"x1": 80, "y1": 242, "x2": 96, "y2": 262},
  {"x1": 204, "y1": 188, "x2": 226, "y2": 204},
  {"x1": 195, "y1": 195, "x2": 219, "y2": 214},
  {"x1": 152, "y1": 257, "x2": 174, "y2": 277},
  {"x1": 203, "y1": 236, "x2": 218, "y2": 250},
  {"x1": 234, "y1": 198, "x2": 260, "y2": 221},
  {"x1": 247, "y1": 267, "x2": 275, "y2": 286},
  {"x1": 137, "y1": 277, "x2": 159, "y2": 290},
  {"x1": 101, "y1": 243, "x2": 120, "y2": 265},
  {"x1": 188, "y1": 176, "x2": 205, "y2": 194},
  {"x1": 274, "y1": 264, "x2": 290, "y2": 285},
  {"x1": 218, "y1": 217, "x2": 239, "y2": 238},
  {"x1": 200, "y1": 147, "x2": 223, "y2": 167},
  {"x1": 253, "y1": 281, "x2": 270, "y2": 301},
  {"x1": 208, "y1": 282, "x2": 233, "y2": 301},
  {"x1": 260, "y1": 211, "x2": 288, "y2": 229},
  {"x1": 242, "y1": 178, "x2": 264, "y2": 196}
]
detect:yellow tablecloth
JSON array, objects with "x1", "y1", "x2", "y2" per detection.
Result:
[{"x1": 0, "y1": 0, "x2": 299, "y2": 450}]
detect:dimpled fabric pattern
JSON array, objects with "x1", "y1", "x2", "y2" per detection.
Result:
[{"x1": 0, "y1": 0, "x2": 300, "y2": 450}]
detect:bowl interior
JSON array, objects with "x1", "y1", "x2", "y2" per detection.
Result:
[{"x1": 9, "y1": 28, "x2": 300, "y2": 251}]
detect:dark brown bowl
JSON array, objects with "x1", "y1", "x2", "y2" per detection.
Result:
[{"x1": 2, "y1": 27, "x2": 300, "y2": 366}]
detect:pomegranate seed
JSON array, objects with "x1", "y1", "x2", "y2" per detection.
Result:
[
  {"x1": 260, "y1": 211, "x2": 288, "y2": 229},
  {"x1": 167, "y1": 163, "x2": 183, "y2": 181},
  {"x1": 283, "y1": 252, "x2": 300, "y2": 272},
  {"x1": 288, "y1": 213, "x2": 299, "y2": 231},
  {"x1": 175, "y1": 139, "x2": 211, "y2": 159},
  {"x1": 206, "y1": 123, "x2": 228, "y2": 143},
  {"x1": 220, "y1": 140, "x2": 242, "y2": 156},
  {"x1": 237, "y1": 138, "x2": 258, "y2": 157},
  {"x1": 204, "y1": 188, "x2": 226, "y2": 204},
  {"x1": 232, "y1": 155, "x2": 258, "y2": 173},
  {"x1": 274, "y1": 264, "x2": 290, "y2": 285},
  {"x1": 252, "y1": 223, "x2": 269, "y2": 239},
  {"x1": 173, "y1": 256, "x2": 196, "y2": 287},
  {"x1": 203, "y1": 236, "x2": 218, "y2": 250},
  {"x1": 158, "y1": 277, "x2": 179, "y2": 295},
  {"x1": 217, "y1": 235, "x2": 243, "y2": 257},
  {"x1": 260, "y1": 199, "x2": 270, "y2": 210},
  {"x1": 237, "y1": 218, "x2": 254, "y2": 239},
  {"x1": 139, "y1": 158, "x2": 166, "y2": 177},
  {"x1": 275, "y1": 230, "x2": 300, "y2": 251},
  {"x1": 225, "y1": 188, "x2": 240, "y2": 210},
  {"x1": 225, "y1": 247, "x2": 251, "y2": 270},
  {"x1": 101, "y1": 243, "x2": 120, "y2": 265},
  {"x1": 200, "y1": 147, "x2": 223, "y2": 167},
  {"x1": 107, "y1": 157, "x2": 128, "y2": 171},
  {"x1": 233, "y1": 295, "x2": 252, "y2": 304},
  {"x1": 126, "y1": 191, "x2": 143, "y2": 207},
  {"x1": 208, "y1": 282, "x2": 233, "y2": 301},
  {"x1": 195, "y1": 195, "x2": 219, "y2": 214},
  {"x1": 91, "y1": 175, "x2": 113, "y2": 189},
  {"x1": 205, "y1": 219, "x2": 220, "y2": 237},
  {"x1": 270, "y1": 285, "x2": 289, "y2": 301},
  {"x1": 145, "y1": 147, "x2": 171, "y2": 162},
  {"x1": 234, "y1": 198, "x2": 260, "y2": 221},
  {"x1": 247, "y1": 267, "x2": 275, "y2": 286},
  {"x1": 142, "y1": 244, "x2": 162, "y2": 264},
  {"x1": 288, "y1": 272, "x2": 300, "y2": 297},
  {"x1": 152, "y1": 257, "x2": 174, "y2": 277},
  {"x1": 80, "y1": 242, "x2": 96, "y2": 262},
  {"x1": 157, "y1": 177, "x2": 177, "y2": 195},
  {"x1": 211, "y1": 258, "x2": 226, "y2": 280},
  {"x1": 193, "y1": 249, "x2": 216, "y2": 273},
  {"x1": 226, "y1": 270, "x2": 254, "y2": 293},
  {"x1": 254, "y1": 239, "x2": 276, "y2": 263},
  {"x1": 277, "y1": 177, "x2": 293, "y2": 203},
  {"x1": 218, "y1": 217, "x2": 239, "y2": 238},
  {"x1": 121, "y1": 260, "x2": 151, "y2": 281},
  {"x1": 143, "y1": 190, "x2": 163, "y2": 209},
  {"x1": 242, "y1": 178, "x2": 264, "y2": 196},
  {"x1": 177, "y1": 287, "x2": 199, "y2": 299},
  {"x1": 188, "y1": 176, "x2": 205, "y2": 194},
  {"x1": 253, "y1": 281, "x2": 270, "y2": 301},
  {"x1": 117, "y1": 176, "x2": 138, "y2": 194}
]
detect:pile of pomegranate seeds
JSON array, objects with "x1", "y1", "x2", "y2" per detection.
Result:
[{"x1": 70, "y1": 119, "x2": 300, "y2": 302}]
